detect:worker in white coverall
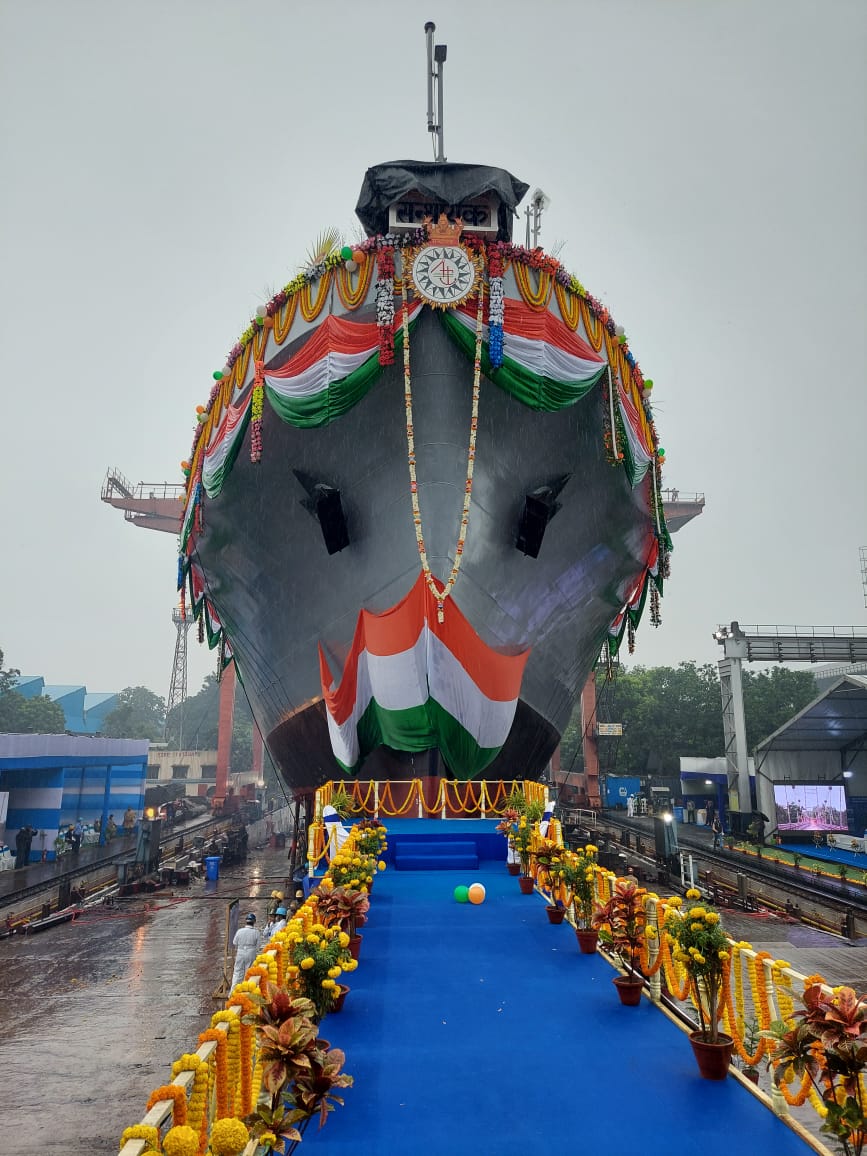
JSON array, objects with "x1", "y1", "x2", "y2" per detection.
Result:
[{"x1": 231, "y1": 912, "x2": 260, "y2": 989}]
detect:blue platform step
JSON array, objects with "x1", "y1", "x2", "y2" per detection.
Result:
[{"x1": 393, "y1": 840, "x2": 479, "y2": 871}]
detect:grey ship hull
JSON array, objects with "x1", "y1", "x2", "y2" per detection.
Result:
[{"x1": 194, "y1": 309, "x2": 652, "y2": 793}]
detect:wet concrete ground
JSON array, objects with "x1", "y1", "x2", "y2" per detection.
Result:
[{"x1": 0, "y1": 842, "x2": 294, "y2": 1155}]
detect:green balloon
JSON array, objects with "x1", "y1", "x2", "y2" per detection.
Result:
[
  {"x1": 454, "y1": 885, "x2": 469, "y2": 903},
  {"x1": 212, "y1": 370, "x2": 223, "y2": 381},
  {"x1": 340, "y1": 245, "x2": 353, "y2": 261},
  {"x1": 658, "y1": 447, "x2": 666, "y2": 457}
]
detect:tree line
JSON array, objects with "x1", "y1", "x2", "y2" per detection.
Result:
[{"x1": 559, "y1": 661, "x2": 818, "y2": 776}]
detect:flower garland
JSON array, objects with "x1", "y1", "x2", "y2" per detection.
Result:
[
  {"x1": 375, "y1": 248, "x2": 395, "y2": 365},
  {"x1": 487, "y1": 245, "x2": 504, "y2": 368},
  {"x1": 209, "y1": 1117, "x2": 250, "y2": 1156},
  {"x1": 145, "y1": 1083, "x2": 187, "y2": 1127},
  {"x1": 197, "y1": 1028, "x2": 228, "y2": 1119},
  {"x1": 400, "y1": 269, "x2": 484, "y2": 623},
  {"x1": 250, "y1": 360, "x2": 264, "y2": 463},
  {"x1": 163, "y1": 1125, "x2": 200, "y2": 1156},
  {"x1": 170, "y1": 1055, "x2": 209, "y2": 1146},
  {"x1": 119, "y1": 1125, "x2": 160, "y2": 1153}
]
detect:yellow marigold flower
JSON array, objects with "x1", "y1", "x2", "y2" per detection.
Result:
[
  {"x1": 313, "y1": 923, "x2": 326, "y2": 934},
  {"x1": 328, "y1": 966, "x2": 342, "y2": 978},
  {"x1": 690, "y1": 907, "x2": 707, "y2": 920},
  {"x1": 667, "y1": 896, "x2": 683, "y2": 907},
  {"x1": 209, "y1": 1117, "x2": 250, "y2": 1156},
  {"x1": 338, "y1": 931, "x2": 350, "y2": 948},
  {"x1": 322, "y1": 978, "x2": 336, "y2": 989},
  {"x1": 287, "y1": 964, "x2": 299, "y2": 976},
  {"x1": 349, "y1": 878, "x2": 359, "y2": 888},
  {"x1": 645, "y1": 927, "x2": 657, "y2": 939},
  {"x1": 718, "y1": 950, "x2": 730, "y2": 961},
  {"x1": 343, "y1": 957, "x2": 358, "y2": 971},
  {"x1": 586, "y1": 844, "x2": 598, "y2": 853},
  {"x1": 704, "y1": 912, "x2": 720, "y2": 924},
  {"x1": 352, "y1": 856, "x2": 361, "y2": 866},
  {"x1": 306, "y1": 933, "x2": 320, "y2": 945},
  {"x1": 694, "y1": 952, "x2": 705, "y2": 965},
  {"x1": 685, "y1": 888, "x2": 701, "y2": 900},
  {"x1": 163, "y1": 1126, "x2": 199, "y2": 1156},
  {"x1": 378, "y1": 860, "x2": 387, "y2": 871},
  {"x1": 691, "y1": 922, "x2": 703, "y2": 932},
  {"x1": 774, "y1": 959, "x2": 792, "y2": 970},
  {"x1": 259, "y1": 1133, "x2": 277, "y2": 1148},
  {"x1": 300, "y1": 957, "x2": 315, "y2": 970}
]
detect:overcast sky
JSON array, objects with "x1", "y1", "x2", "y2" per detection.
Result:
[{"x1": 1, "y1": 0, "x2": 865, "y2": 702}]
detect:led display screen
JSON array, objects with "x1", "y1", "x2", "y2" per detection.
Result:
[{"x1": 773, "y1": 783, "x2": 847, "y2": 832}]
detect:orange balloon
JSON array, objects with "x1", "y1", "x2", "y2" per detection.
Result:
[
  {"x1": 352, "y1": 249, "x2": 365, "y2": 264},
  {"x1": 468, "y1": 883, "x2": 486, "y2": 905}
]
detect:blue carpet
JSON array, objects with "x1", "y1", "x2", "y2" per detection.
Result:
[
  {"x1": 306, "y1": 864, "x2": 814, "y2": 1156},
  {"x1": 780, "y1": 841, "x2": 867, "y2": 869}
]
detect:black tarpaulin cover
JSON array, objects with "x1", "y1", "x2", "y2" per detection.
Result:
[{"x1": 355, "y1": 160, "x2": 529, "y2": 240}]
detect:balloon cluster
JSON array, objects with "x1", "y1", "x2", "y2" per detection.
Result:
[
  {"x1": 454, "y1": 882, "x2": 486, "y2": 905},
  {"x1": 340, "y1": 245, "x2": 366, "y2": 273}
]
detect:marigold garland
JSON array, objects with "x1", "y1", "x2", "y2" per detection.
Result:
[
  {"x1": 250, "y1": 360, "x2": 264, "y2": 463},
  {"x1": 163, "y1": 1125, "x2": 200, "y2": 1156},
  {"x1": 209, "y1": 1117, "x2": 250, "y2": 1156},
  {"x1": 145, "y1": 1083, "x2": 187, "y2": 1127},
  {"x1": 197, "y1": 1028, "x2": 228, "y2": 1119},
  {"x1": 375, "y1": 249, "x2": 395, "y2": 364},
  {"x1": 119, "y1": 1125, "x2": 159, "y2": 1153},
  {"x1": 401, "y1": 270, "x2": 483, "y2": 623}
]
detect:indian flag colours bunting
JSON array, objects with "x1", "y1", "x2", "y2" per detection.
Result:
[{"x1": 320, "y1": 572, "x2": 531, "y2": 780}]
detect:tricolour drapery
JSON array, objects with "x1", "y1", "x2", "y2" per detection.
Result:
[
  {"x1": 320, "y1": 572, "x2": 531, "y2": 780},
  {"x1": 441, "y1": 296, "x2": 607, "y2": 411},
  {"x1": 263, "y1": 301, "x2": 423, "y2": 427}
]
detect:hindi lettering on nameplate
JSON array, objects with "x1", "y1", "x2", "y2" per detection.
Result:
[{"x1": 389, "y1": 194, "x2": 499, "y2": 235}]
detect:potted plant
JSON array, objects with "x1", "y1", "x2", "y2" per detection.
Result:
[
  {"x1": 764, "y1": 981, "x2": 867, "y2": 1156},
  {"x1": 512, "y1": 802, "x2": 543, "y2": 893},
  {"x1": 738, "y1": 1016, "x2": 762, "y2": 1085},
  {"x1": 242, "y1": 980, "x2": 353, "y2": 1153},
  {"x1": 592, "y1": 877, "x2": 648, "y2": 1004},
  {"x1": 283, "y1": 920, "x2": 358, "y2": 1022},
  {"x1": 664, "y1": 887, "x2": 733, "y2": 1077},
  {"x1": 561, "y1": 843, "x2": 600, "y2": 953},
  {"x1": 329, "y1": 783, "x2": 354, "y2": 818},
  {"x1": 495, "y1": 808, "x2": 522, "y2": 874},
  {"x1": 534, "y1": 840, "x2": 568, "y2": 923},
  {"x1": 314, "y1": 885, "x2": 369, "y2": 938}
]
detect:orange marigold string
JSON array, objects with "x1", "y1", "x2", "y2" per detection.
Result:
[
  {"x1": 145, "y1": 1084, "x2": 187, "y2": 1127},
  {"x1": 721, "y1": 958, "x2": 767, "y2": 1067},
  {"x1": 198, "y1": 1029, "x2": 228, "y2": 1119}
]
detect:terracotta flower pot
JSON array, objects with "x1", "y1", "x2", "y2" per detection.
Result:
[
  {"x1": 507, "y1": 862, "x2": 521, "y2": 876},
  {"x1": 689, "y1": 1031, "x2": 733, "y2": 1080},
  {"x1": 348, "y1": 934, "x2": 363, "y2": 961},
  {"x1": 575, "y1": 928, "x2": 599, "y2": 954},
  {"x1": 518, "y1": 875, "x2": 535, "y2": 894},
  {"x1": 613, "y1": 975, "x2": 645, "y2": 1006},
  {"x1": 332, "y1": 984, "x2": 350, "y2": 1013},
  {"x1": 546, "y1": 905, "x2": 566, "y2": 924}
]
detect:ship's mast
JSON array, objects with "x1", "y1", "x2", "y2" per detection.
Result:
[{"x1": 425, "y1": 22, "x2": 447, "y2": 162}]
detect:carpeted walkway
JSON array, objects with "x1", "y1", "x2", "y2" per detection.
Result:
[{"x1": 308, "y1": 863, "x2": 815, "y2": 1156}]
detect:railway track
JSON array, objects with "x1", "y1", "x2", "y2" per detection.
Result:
[{"x1": 0, "y1": 815, "x2": 231, "y2": 926}]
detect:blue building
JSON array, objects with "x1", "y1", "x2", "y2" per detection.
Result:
[
  {"x1": 14, "y1": 675, "x2": 119, "y2": 735},
  {"x1": 0, "y1": 734, "x2": 148, "y2": 862}
]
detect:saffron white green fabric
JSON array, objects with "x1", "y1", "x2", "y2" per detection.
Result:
[{"x1": 320, "y1": 572, "x2": 530, "y2": 779}]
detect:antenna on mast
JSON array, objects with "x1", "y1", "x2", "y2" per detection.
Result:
[{"x1": 424, "y1": 21, "x2": 447, "y2": 162}]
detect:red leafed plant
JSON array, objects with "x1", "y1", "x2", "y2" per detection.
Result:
[{"x1": 765, "y1": 982, "x2": 867, "y2": 1156}]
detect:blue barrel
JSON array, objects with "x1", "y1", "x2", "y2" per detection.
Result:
[
  {"x1": 673, "y1": 805, "x2": 685, "y2": 823},
  {"x1": 205, "y1": 856, "x2": 221, "y2": 881}
]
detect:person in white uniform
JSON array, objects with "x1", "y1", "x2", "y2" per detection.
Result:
[
  {"x1": 262, "y1": 905, "x2": 287, "y2": 944},
  {"x1": 231, "y1": 912, "x2": 261, "y2": 989}
]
